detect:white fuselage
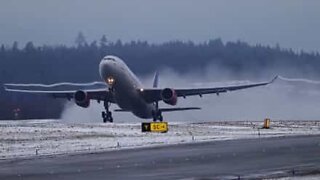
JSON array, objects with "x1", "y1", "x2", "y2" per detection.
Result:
[{"x1": 99, "y1": 55, "x2": 155, "y2": 118}]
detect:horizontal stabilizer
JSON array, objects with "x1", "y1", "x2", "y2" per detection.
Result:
[
  {"x1": 114, "y1": 109, "x2": 131, "y2": 112},
  {"x1": 159, "y1": 107, "x2": 201, "y2": 112},
  {"x1": 160, "y1": 107, "x2": 201, "y2": 112},
  {"x1": 114, "y1": 107, "x2": 201, "y2": 112}
]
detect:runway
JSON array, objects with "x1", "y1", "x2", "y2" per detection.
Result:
[{"x1": 1, "y1": 135, "x2": 320, "y2": 179}]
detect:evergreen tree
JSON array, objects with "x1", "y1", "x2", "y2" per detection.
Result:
[
  {"x1": 0, "y1": 44, "x2": 5, "y2": 52},
  {"x1": 24, "y1": 41, "x2": 35, "y2": 52},
  {"x1": 12, "y1": 41, "x2": 19, "y2": 51},
  {"x1": 75, "y1": 32, "x2": 87, "y2": 47},
  {"x1": 100, "y1": 35, "x2": 108, "y2": 48}
]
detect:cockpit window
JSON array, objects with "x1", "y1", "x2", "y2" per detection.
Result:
[{"x1": 104, "y1": 57, "x2": 116, "y2": 61}]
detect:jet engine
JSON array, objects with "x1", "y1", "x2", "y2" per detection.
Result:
[
  {"x1": 161, "y1": 88, "x2": 177, "y2": 105},
  {"x1": 74, "y1": 90, "x2": 90, "y2": 108}
]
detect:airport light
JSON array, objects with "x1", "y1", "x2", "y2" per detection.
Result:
[{"x1": 107, "y1": 77, "x2": 115, "y2": 85}]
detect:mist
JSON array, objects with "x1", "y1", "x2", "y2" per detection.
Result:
[{"x1": 61, "y1": 65, "x2": 320, "y2": 123}]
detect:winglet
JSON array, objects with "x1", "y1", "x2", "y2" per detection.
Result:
[
  {"x1": 153, "y1": 71, "x2": 159, "y2": 88},
  {"x1": 269, "y1": 75, "x2": 279, "y2": 84}
]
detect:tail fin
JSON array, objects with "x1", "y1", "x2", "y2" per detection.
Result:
[{"x1": 153, "y1": 71, "x2": 159, "y2": 88}]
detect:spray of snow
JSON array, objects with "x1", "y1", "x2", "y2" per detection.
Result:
[{"x1": 60, "y1": 66, "x2": 320, "y2": 123}]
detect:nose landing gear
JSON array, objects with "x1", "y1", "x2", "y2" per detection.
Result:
[{"x1": 102, "y1": 101, "x2": 113, "y2": 123}]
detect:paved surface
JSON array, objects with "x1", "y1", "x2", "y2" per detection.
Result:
[{"x1": 1, "y1": 135, "x2": 320, "y2": 180}]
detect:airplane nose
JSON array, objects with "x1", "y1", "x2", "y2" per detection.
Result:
[
  {"x1": 99, "y1": 56, "x2": 119, "y2": 78},
  {"x1": 99, "y1": 57, "x2": 115, "y2": 78},
  {"x1": 100, "y1": 57, "x2": 113, "y2": 67},
  {"x1": 99, "y1": 59, "x2": 117, "y2": 87}
]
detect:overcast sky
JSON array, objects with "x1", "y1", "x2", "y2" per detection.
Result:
[{"x1": 0, "y1": 0, "x2": 319, "y2": 52}]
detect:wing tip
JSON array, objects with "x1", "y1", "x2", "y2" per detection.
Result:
[{"x1": 270, "y1": 75, "x2": 279, "y2": 84}]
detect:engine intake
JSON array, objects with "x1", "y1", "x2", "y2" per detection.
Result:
[
  {"x1": 74, "y1": 90, "x2": 90, "y2": 108},
  {"x1": 161, "y1": 88, "x2": 177, "y2": 105}
]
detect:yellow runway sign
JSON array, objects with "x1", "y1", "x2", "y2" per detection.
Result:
[{"x1": 141, "y1": 122, "x2": 168, "y2": 133}]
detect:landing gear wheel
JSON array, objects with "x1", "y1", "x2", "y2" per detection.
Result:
[
  {"x1": 102, "y1": 111, "x2": 113, "y2": 123},
  {"x1": 102, "y1": 112, "x2": 107, "y2": 123},
  {"x1": 102, "y1": 101, "x2": 113, "y2": 123},
  {"x1": 107, "y1": 112, "x2": 113, "y2": 123},
  {"x1": 152, "y1": 101, "x2": 164, "y2": 122},
  {"x1": 152, "y1": 110, "x2": 163, "y2": 122}
]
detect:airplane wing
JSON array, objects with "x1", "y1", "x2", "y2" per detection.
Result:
[
  {"x1": 115, "y1": 107, "x2": 201, "y2": 112},
  {"x1": 140, "y1": 76, "x2": 278, "y2": 103},
  {"x1": 3, "y1": 82, "x2": 115, "y2": 103}
]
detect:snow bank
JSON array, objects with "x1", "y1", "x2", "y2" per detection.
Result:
[{"x1": 0, "y1": 120, "x2": 319, "y2": 160}]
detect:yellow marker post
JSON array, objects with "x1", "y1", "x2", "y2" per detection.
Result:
[{"x1": 263, "y1": 118, "x2": 271, "y2": 129}]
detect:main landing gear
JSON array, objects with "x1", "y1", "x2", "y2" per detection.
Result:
[
  {"x1": 102, "y1": 101, "x2": 113, "y2": 123},
  {"x1": 152, "y1": 110, "x2": 163, "y2": 122},
  {"x1": 152, "y1": 101, "x2": 163, "y2": 122}
]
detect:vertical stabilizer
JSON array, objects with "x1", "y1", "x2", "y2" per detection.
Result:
[{"x1": 153, "y1": 71, "x2": 159, "y2": 88}]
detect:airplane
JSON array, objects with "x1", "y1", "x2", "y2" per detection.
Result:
[{"x1": 4, "y1": 55, "x2": 278, "y2": 123}]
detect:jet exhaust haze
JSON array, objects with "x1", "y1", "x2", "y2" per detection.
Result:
[{"x1": 61, "y1": 65, "x2": 320, "y2": 123}]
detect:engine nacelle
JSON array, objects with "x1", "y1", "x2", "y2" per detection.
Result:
[
  {"x1": 74, "y1": 90, "x2": 90, "y2": 108},
  {"x1": 161, "y1": 88, "x2": 177, "y2": 105}
]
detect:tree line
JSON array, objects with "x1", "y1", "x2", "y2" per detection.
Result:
[{"x1": 0, "y1": 33, "x2": 319, "y2": 119}]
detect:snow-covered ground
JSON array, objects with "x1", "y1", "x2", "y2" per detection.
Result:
[
  {"x1": 277, "y1": 175, "x2": 320, "y2": 180},
  {"x1": 0, "y1": 120, "x2": 319, "y2": 160}
]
